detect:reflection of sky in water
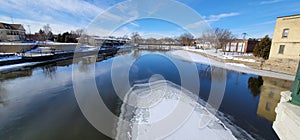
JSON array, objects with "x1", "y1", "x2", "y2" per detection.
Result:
[
  {"x1": 0, "y1": 50, "x2": 293, "y2": 140},
  {"x1": 129, "y1": 53, "x2": 181, "y2": 86}
]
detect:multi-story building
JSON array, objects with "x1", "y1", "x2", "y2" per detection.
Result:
[
  {"x1": 0, "y1": 22, "x2": 26, "y2": 42},
  {"x1": 265, "y1": 14, "x2": 300, "y2": 75},
  {"x1": 269, "y1": 14, "x2": 300, "y2": 60}
]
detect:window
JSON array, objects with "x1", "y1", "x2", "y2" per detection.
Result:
[
  {"x1": 282, "y1": 28, "x2": 289, "y2": 38},
  {"x1": 279, "y1": 45, "x2": 285, "y2": 54},
  {"x1": 265, "y1": 102, "x2": 272, "y2": 111}
]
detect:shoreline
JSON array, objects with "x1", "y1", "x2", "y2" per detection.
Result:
[{"x1": 168, "y1": 49, "x2": 295, "y2": 81}]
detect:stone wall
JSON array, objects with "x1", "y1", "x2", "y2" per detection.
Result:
[
  {"x1": 0, "y1": 44, "x2": 35, "y2": 53},
  {"x1": 45, "y1": 43, "x2": 77, "y2": 51},
  {"x1": 263, "y1": 58, "x2": 299, "y2": 76}
]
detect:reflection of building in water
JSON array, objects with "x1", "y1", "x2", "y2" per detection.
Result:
[
  {"x1": 0, "y1": 69, "x2": 32, "y2": 81},
  {"x1": 0, "y1": 83, "x2": 5, "y2": 107},
  {"x1": 256, "y1": 77, "x2": 292, "y2": 122},
  {"x1": 0, "y1": 69, "x2": 33, "y2": 107},
  {"x1": 78, "y1": 56, "x2": 97, "y2": 73}
]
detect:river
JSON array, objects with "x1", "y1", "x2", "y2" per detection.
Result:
[{"x1": 0, "y1": 49, "x2": 292, "y2": 140}]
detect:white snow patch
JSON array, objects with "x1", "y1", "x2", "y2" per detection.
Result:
[
  {"x1": 116, "y1": 80, "x2": 237, "y2": 140},
  {"x1": 0, "y1": 42, "x2": 37, "y2": 45},
  {"x1": 0, "y1": 56, "x2": 21, "y2": 62},
  {"x1": 168, "y1": 50, "x2": 294, "y2": 81},
  {"x1": 0, "y1": 62, "x2": 39, "y2": 72},
  {"x1": 226, "y1": 63, "x2": 248, "y2": 68},
  {"x1": 184, "y1": 47, "x2": 257, "y2": 63}
]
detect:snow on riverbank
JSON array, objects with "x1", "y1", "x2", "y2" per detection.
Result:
[
  {"x1": 0, "y1": 55, "x2": 21, "y2": 62},
  {"x1": 183, "y1": 47, "x2": 257, "y2": 63},
  {"x1": 0, "y1": 62, "x2": 39, "y2": 72},
  {"x1": 168, "y1": 50, "x2": 295, "y2": 81}
]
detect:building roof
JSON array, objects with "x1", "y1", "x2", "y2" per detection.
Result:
[
  {"x1": 0, "y1": 22, "x2": 25, "y2": 30},
  {"x1": 277, "y1": 14, "x2": 300, "y2": 19}
]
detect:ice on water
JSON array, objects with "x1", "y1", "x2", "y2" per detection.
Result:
[{"x1": 115, "y1": 80, "x2": 237, "y2": 140}]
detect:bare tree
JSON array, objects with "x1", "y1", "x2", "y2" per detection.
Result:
[
  {"x1": 202, "y1": 28, "x2": 235, "y2": 52},
  {"x1": 178, "y1": 33, "x2": 194, "y2": 46},
  {"x1": 75, "y1": 29, "x2": 84, "y2": 37},
  {"x1": 215, "y1": 28, "x2": 235, "y2": 52},
  {"x1": 43, "y1": 24, "x2": 52, "y2": 41},
  {"x1": 130, "y1": 32, "x2": 142, "y2": 45}
]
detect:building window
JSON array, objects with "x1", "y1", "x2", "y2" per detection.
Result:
[
  {"x1": 265, "y1": 102, "x2": 272, "y2": 111},
  {"x1": 282, "y1": 28, "x2": 289, "y2": 38},
  {"x1": 279, "y1": 45, "x2": 285, "y2": 54}
]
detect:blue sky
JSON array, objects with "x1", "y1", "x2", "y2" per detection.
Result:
[{"x1": 0, "y1": 0, "x2": 300, "y2": 38}]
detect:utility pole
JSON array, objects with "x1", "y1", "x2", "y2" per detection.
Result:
[
  {"x1": 10, "y1": 16, "x2": 14, "y2": 24},
  {"x1": 241, "y1": 33, "x2": 247, "y2": 53},
  {"x1": 242, "y1": 33, "x2": 247, "y2": 40},
  {"x1": 27, "y1": 25, "x2": 31, "y2": 40},
  {"x1": 27, "y1": 25, "x2": 31, "y2": 35}
]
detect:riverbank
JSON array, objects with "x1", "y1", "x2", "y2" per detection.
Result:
[
  {"x1": 169, "y1": 49, "x2": 295, "y2": 81},
  {"x1": 0, "y1": 46, "x2": 132, "y2": 73}
]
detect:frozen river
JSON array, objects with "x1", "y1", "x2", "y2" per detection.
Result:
[{"x1": 0, "y1": 49, "x2": 292, "y2": 140}]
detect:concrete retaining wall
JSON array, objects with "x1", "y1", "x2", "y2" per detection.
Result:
[
  {"x1": 45, "y1": 43, "x2": 78, "y2": 51},
  {"x1": 264, "y1": 58, "x2": 299, "y2": 76},
  {"x1": 0, "y1": 43, "x2": 78, "y2": 53},
  {"x1": 0, "y1": 44, "x2": 35, "y2": 53}
]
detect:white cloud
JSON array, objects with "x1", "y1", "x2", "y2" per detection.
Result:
[
  {"x1": 231, "y1": 20, "x2": 276, "y2": 38},
  {"x1": 185, "y1": 12, "x2": 240, "y2": 29},
  {"x1": 184, "y1": 20, "x2": 207, "y2": 29},
  {"x1": 2, "y1": 0, "x2": 103, "y2": 20},
  {"x1": 0, "y1": 15, "x2": 79, "y2": 34},
  {"x1": 260, "y1": 0, "x2": 283, "y2": 5},
  {"x1": 0, "y1": 0, "x2": 110, "y2": 33},
  {"x1": 252, "y1": 20, "x2": 275, "y2": 26},
  {"x1": 129, "y1": 22, "x2": 140, "y2": 27},
  {"x1": 204, "y1": 12, "x2": 240, "y2": 23}
]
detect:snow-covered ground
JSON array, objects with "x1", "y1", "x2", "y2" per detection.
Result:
[
  {"x1": 0, "y1": 42, "x2": 37, "y2": 45},
  {"x1": 168, "y1": 50, "x2": 295, "y2": 81},
  {"x1": 39, "y1": 40, "x2": 78, "y2": 45},
  {"x1": 116, "y1": 80, "x2": 239, "y2": 140},
  {"x1": 0, "y1": 55, "x2": 21, "y2": 62},
  {"x1": 183, "y1": 47, "x2": 257, "y2": 63}
]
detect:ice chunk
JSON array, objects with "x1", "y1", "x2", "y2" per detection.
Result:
[{"x1": 115, "y1": 80, "x2": 237, "y2": 140}]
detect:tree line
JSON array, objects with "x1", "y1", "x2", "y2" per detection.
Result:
[
  {"x1": 130, "y1": 27, "x2": 236, "y2": 50},
  {"x1": 34, "y1": 24, "x2": 272, "y2": 60},
  {"x1": 130, "y1": 29, "x2": 271, "y2": 60},
  {"x1": 56, "y1": 30, "x2": 83, "y2": 43},
  {"x1": 34, "y1": 24, "x2": 84, "y2": 43}
]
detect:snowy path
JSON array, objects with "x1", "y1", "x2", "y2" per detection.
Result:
[{"x1": 168, "y1": 50, "x2": 295, "y2": 81}]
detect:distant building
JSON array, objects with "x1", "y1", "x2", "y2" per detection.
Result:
[
  {"x1": 194, "y1": 40, "x2": 213, "y2": 49},
  {"x1": 25, "y1": 33, "x2": 39, "y2": 41},
  {"x1": 222, "y1": 39, "x2": 259, "y2": 53},
  {"x1": 0, "y1": 22, "x2": 26, "y2": 42}
]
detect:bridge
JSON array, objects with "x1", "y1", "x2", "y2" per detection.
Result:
[{"x1": 137, "y1": 43, "x2": 184, "y2": 51}]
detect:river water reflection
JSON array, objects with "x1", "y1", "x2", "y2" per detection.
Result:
[{"x1": 0, "y1": 50, "x2": 292, "y2": 140}]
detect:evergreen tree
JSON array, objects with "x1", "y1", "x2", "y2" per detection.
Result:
[
  {"x1": 253, "y1": 35, "x2": 271, "y2": 60},
  {"x1": 248, "y1": 76, "x2": 264, "y2": 97}
]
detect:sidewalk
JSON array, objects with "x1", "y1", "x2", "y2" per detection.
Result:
[
  {"x1": 183, "y1": 47, "x2": 298, "y2": 76},
  {"x1": 169, "y1": 48, "x2": 295, "y2": 81}
]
